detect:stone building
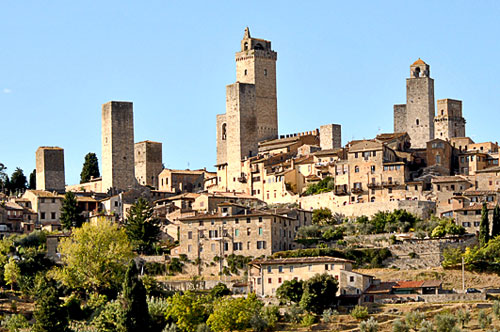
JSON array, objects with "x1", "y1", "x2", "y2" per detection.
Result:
[
  {"x1": 101, "y1": 101, "x2": 137, "y2": 193},
  {"x1": 134, "y1": 140, "x2": 163, "y2": 188},
  {"x1": 36, "y1": 147, "x2": 65, "y2": 193},
  {"x1": 394, "y1": 59, "x2": 435, "y2": 149},
  {"x1": 248, "y1": 256, "x2": 374, "y2": 299},
  {"x1": 434, "y1": 99, "x2": 466, "y2": 140},
  {"x1": 22, "y1": 190, "x2": 63, "y2": 227},
  {"x1": 158, "y1": 168, "x2": 215, "y2": 194}
]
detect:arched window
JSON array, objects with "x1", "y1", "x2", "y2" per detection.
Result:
[
  {"x1": 221, "y1": 123, "x2": 227, "y2": 140},
  {"x1": 371, "y1": 197, "x2": 375, "y2": 202},
  {"x1": 414, "y1": 67, "x2": 421, "y2": 78},
  {"x1": 244, "y1": 42, "x2": 248, "y2": 50},
  {"x1": 441, "y1": 110, "x2": 444, "y2": 116},
  {"x1": 354, "y1": 166, "x2": 359, "y2": 173},
  {"x1": 416, "y1": 119, "x2": 420, "y2": 125}
]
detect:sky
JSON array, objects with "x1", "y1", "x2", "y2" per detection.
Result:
[{"x1": 1, "y1": 1, "x2": 500, "y2": 185}]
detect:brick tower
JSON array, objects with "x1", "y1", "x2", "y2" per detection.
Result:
[
  {"x1": 434, "y1": 99, "x2": 466, "y2": 140},
  {"x1": 35, "y1": 146, "x2": 65, "y2": 193},
  {"x1": 393, "y1": 59, "x2": 435, "y2": 149},
  {"x1": 216, "y1": 27, "x2": 278, "y2": 166},
  {"x1": 101, "y1": 101, "x2": 137, "y2": 192}
]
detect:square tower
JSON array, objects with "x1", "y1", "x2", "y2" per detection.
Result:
[
  {"x1": 405, "y1": 59, "x2": 435, "y2": 148},
  {"x1": 101, "y1": 101, "x2": 136, "y2": 192},
  {"x1": 36, "y1": 146, "x2": 65, "y2": 193},
  {"x1": 320, "y1": 124, "x2": 342, "y2": 150},
  {"x1": 134, "y1": 141, "x2": 163, "y2": 188},
  {"x1": 434, "y1": 99, "x2": 466, "y2": 140}
]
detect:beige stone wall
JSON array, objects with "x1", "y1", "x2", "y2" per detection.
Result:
[
  {"x1": 135, "y1": 141, "x2": 162, "y2": 188},
  {"x1": 406, "y1": 75, "x2": 435, "y2": 149},
  {"x1": 216, "y1": 114, "x2": 227, "y2": 165},
  {"x1": 101, "y1": 101, "x2": 136, "y2": 192},
  {"x1": 66, "y1": 179, "x2": 102, "y2": 193},
  {"x1": 36, "y1": 147, "x2": 65, "y2": 192},
  {"x1": 393, "y1": 104, "x2": 407, "y2": 133},
  {"x1": 434, "y1": 99, "x2": 465, "y2": 140},
  {"x1": 320, "y1": 124, "x2": 342, "y2": 150}
]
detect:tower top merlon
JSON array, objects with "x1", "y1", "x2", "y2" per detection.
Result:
[
  {"x1": 410, "y1": 58, "x2": 430, "y2": 78},
  {"x1": 239, "y1": 28, "x2": 273, "y2": 53}
]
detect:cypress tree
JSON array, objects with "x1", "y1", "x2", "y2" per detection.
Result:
[
  {"x1": 33, "y1": 278, "x2": 68, "y2": 332},
  {"x1": 80, "y1": 152, "x2": 100, "y2": 183},
  {"x1": 479, "y1": 202, "x2": 490, "y2": 247},
  {"x1": 121, "y1": 260, "x2": 150, "y2": 331},
  {"x1": 60, "y1": 191, "x2": 83, "y2": 229},
  {"x1": 492, "y1": 204, "x2": 500, "y2": 239},
  {"x1": 29, "y1": 169, "x2": 36, "y2": 189}
]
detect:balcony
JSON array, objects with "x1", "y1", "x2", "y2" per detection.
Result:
[
  {"x1": 351, "y1": 187, "x2": 364, "y2": 194},
  {"x1": 367, "y1": 182, "x2": 382, "y2": 189},
  {"x1": 238, "y1": 175, "x2": 247, "y2": 183},
  {"x1": 382, "y1": 181, "x2": 400, "y2": 187}
]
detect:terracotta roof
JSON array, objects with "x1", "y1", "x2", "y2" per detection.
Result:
[
  {"x1": 431, "y1": 176, "x2": 470, "y2": 183},
  {"x1": 250, "y1": 256, "x2": 354, "y2": 266},
  {"x1": 76, "y1": 196, "x2": 98, "y2": 202},
  {"x1": 313, "y1": 148, "x2": 343, "y2": 157},
  {"x1": 25, "y1": 190, "x2": 63, "y2": 198},
  {"x1": 421, "y1": 280, "x2": 442, "y2": 288},
  {"x1": 376, "y1": 132, "x2": 408, "y2": 141},
  {"x1": 463, "y1": 189, "x2": 498, "y2": 195},
  {"x1": 364, "y1": 282, "x2": 397, "y2": 294},
  {"x1": 349, "y1": 140, "x2": 383, "y2": 152},
  {"x1": 412, "y1": 58, "x2": 426, "y2": 65},
  {"x1": 4, "y1": 202, "x2": 23, "y2": 210},
  {"x1": 392, "y1": 280, "x2": 425, "y2": 289}
]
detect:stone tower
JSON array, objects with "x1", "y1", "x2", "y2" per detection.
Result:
[
  {"x1": 134, "y1": 141, "x2": 163, "y2": 188},
  {"x1": 35, "y1": 146, "x2": 65, "y2": 193},
  {"x1": 216, "y1": 27, "x2": 278, "y2": 166},
  {"x1": 393, "y1": 59, "x2": 435, "y2": 149},
  {"x1": 434, "y1": 99, "x2": 466, "y2": 140},
  {"x1": 319, "y1": 124, "x2": 342, "y2": 150},
  {"x1": 101, "y1": 101, "x2": 136, "y2": 192}
]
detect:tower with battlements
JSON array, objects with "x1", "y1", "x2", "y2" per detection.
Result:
[{"x1": 434, "y1": 99, "x2": 466, "y2": 140}]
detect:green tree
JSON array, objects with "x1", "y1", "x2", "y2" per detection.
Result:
[
  {"x1": 434, "y1": 313, "x2": 457, "y2": 332},
  {"x1": 80, "y1": 152, "x2": 100, "y2": 183},
  {"x1": 121, "y1": 261, "x2": 151, "y2": 331},
  {"x1": 492, "y1": 204, "x2": 500, "y2": 239},
  {"x1": 55, "y1": 220, "x2": 134, "y2": 294},
  {"x1": 1, "y1": 313, "x2": 30, "y2": 332},
  {"x1": 125, "y1": 198, "x2": 161, "y2": 254},
  {"x1": 206, "y1": 293, "x2": 263, "y2": 332},
  {"x1": 312, "y1": 208, "x2": 333, "y2": 225},
  {"x1": 480, "y1": 202, "x2": 490, "y2": 247},
  {"x1": 4, "y1": 257, "x2": 20, "y2": 291},
  {"x1": 60, "y1": 191, "x2": 83, "y2": 229},
  {"x1": 276, "y1": 279, "x2": 303, "y2": 304},
  {"x1": 210, "y1": 282, "x2": 232, "y2": 298},
  {"x1": 29, "y1": 169, "x2": 36, "y2": 190},
  {"x1": 405, "y1": 311, "x2": 425, "y2": 331},
  {"x1": 166, "y1": 291, "x2": 211, "y2": 332},
  {"x1": 350, "y1": 305, "x2": 369, "y2": 320},
  {"x1": 456, "y1": 309, "x2": 470, "y2": 328},
  {"x1": 33, "y1": 278, "x2": 68, "y2": 332},
  {"x1": 299, "y1": 273, "x2": 338, "y2": 314},
  {"x1": 9, "y1": 168, "x2": 27, "y2": 193},
  {"x1": 478, "y1": 309, "x2": 492, "y2": 330}
]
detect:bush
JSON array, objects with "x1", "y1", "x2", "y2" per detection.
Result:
[
  {"x1": 210, "y1": 282, "x2": 232, "y2": 298},
  {"x1": 285, "y1": 305, "x2": 303, "y2": 324},
  {"x1": 322, "y1": 308, "x2": 338, "y2": 323},
  {"x1": 456, "y1": 308, "x2": 470, "y2": 328},
  {"x1": 418, "y1": 320, "x2": 435, "y2": 332},
  {"x1": 493, "y1": 300, "x2": 500, "y2": 319},
  {"x1": 442, "y1": 247, "x2": 463, "y2": 268},
  {"x1": 405, "y1": 310, "x2": 424, "y2": 330},
  {"x1": 392, "y1": 319, "x2": 408, "y2": 332},
  {"x1": 359, "y1": 317, "x2": 378, "y2": 332},
  {"x1": 276, "y1": 279, "x2": 303, "y2": 304},
  {"x1": 1, "y1": 314, "x2": 29, "y2": 332},
  {"x1": 261, "y1": 305, "x2": 280, "y2": 328},
  {"x1": 148, "y1": 296, "x2": 169, "y2": 332},
  {"x1": 478, "y1": 309, "x2": 492, "y2": 330},
  {"x1": 350, "y1": 305, "x2": 369, "y2": 320},
  {"x1": 299, "y1": 273, "x2": 338, "y2": 314},
  {"x1": 300, "y1": 313, "x2": 316, "y2": 327},
  {"x1": 434, "y1": 313, "x2": 457, "y2": 332}
]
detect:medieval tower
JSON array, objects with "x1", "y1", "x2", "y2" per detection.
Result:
[
  {"x1": 35, "y1": 146, "x2": 65, "y2": 193},
  {"x1": 101, "y1": 101, "x2": 137, "y2": 192},
  {"x1": 394, "y1": 59, "x2": 435, "y2": 149},
  {"x1": 216, "y1": 27, "x2": 278, "y2": 167},
  {"x1": 134, "y1": 140, "x2": 163, "y2": 188},
  {"x1": 434, "y1": 99, "x2": 466, "y2": 140}
]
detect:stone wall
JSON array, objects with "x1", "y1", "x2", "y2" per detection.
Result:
[
  {"x1": 36, "y1": 147, "x2": 65, "y2": 192},
  {"x1": 393, "y1": 104, "x2": 407, "y2": 133},
  {"x1": 299, "y1": 192, "x2": 436, "y2": 219},
  {"x1": 320, "y1": 124, "x2": 342, "y2": 150},
  {"x1": 134, "y1": 141, "x2": 162, "y2": 188},
  {"x1": 405, "y1": 75, "x2": 435, "y2": 149}
]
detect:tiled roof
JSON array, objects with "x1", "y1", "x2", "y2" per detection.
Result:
[
  {"x1": 250, "y1": 256, "x2": 354, "y2": 265},
  {"x1": 26, "y1": 190, "x2": 63, "y2": 198},
  {"x1": 376, "y1": 132, "x2": 408, "y2": 141},
  {"x1": 431, "y1": 176, "x2": 470, "y2": 183},
  {"x1": 349, "y1": 140, "x2": 383, "y2": 152},
  {"x1": 412, "y1": 58, "x2": 426, "y2": 65},
  {"x1": 364, "y1": 282, "x2": 397, "y2": 294},
  {"x1": 392, "y1": 280, "x2": 425, "y2": 289}
]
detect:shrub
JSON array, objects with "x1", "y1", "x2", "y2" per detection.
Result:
[
  {"x1": 456, "y1": 308, "x2": 470, "y2": 328},
  {"x1": 418, "y1": 320, "x2": 435, "y2": 332},
  {"x1": 261, "y1": 305, "x2": 280, "y2": 328},
  {"x1": 434, "y1": 313, "x2": 457, "y2": 332},
  {"x1": 1, "y1": 314, "x2": 29, "y2": 332},
  {"x1": 276, "y1": 279, "x2": 303, "y2": 304},
  {"x1": 210, "y1": 282, "x2": 232, "y2": 298},
  {"x1": 478, "y1": 309, "x2": 492, "y2": 330},
  {"x1": 405, "y1": 310, "x2": 424, "y2": 330},
  {"x1": 392, "y1": 319, "x2": 408, "y2": 332},
  {"x1": 493, "y1": 300, "x2": 500, "y2": 319},
  {"x1": 285, "y1": 305, "x2": 303, "y2": 324},
  {"x1": 351, "y1": 305, "x2": 369, "y2": 320},
  {"x1": 359, "y1": 317, "x2": 378, "y2": 332},
  {"x1": 300, "y1": 313, "x2": 316, "y2": 327},
  {"x1": 322, "y1": 308, "x2": 338, "y2": 323},
  {"x1": 299, "y1": 273, "x2": 338, "y2": 314},
  {"x1": 148, "y1": 296, "x2": 169, "y2": 332}
]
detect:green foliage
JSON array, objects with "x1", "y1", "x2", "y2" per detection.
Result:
[
  {"x1": 142, "y1": 274, "x2": 168, "y2": 298},
  {"x1": 29, "y1": 169, "x2": 36, "y2": 189},
  {"x1": 300, "y1": 312, "x2": 316, "y2": 327},
  {"x1": 285, "y1": 304, "x2": 304, "y2": 324},
  {"x1": 1, "y1": 314, "x2": 29, "y2": 332},
  {"x1": 210, "y1": 282, "x2": 232, "y2": 298},
  {"x1": 322, "y1": 308, "x2": 339, "y2": 323},
  {"x1": 299, "y1": 273, "x2": 338, "y2": 314},
  {"x1": 206, "y1": 293, "x2": 262, "y2": 332},
  {"x1": 60, "y1": 191, "x2": 83, "y2": 229},
  {"x1": 347, "y1": 210, "x2": 420, "y2": 235},
  {"x1": 418, "y1": 320, "x2": 435, "y2": 332},
  {"x1": 350, "y1": 305, "x2": 369, "y2": 320},
  {"x1": 55, "y1": 219, "x2": 134, "y2": 294},
  {"x1": 434, "y1": 313, "x2": 457, "y2": 332},
  {"x1": 121, "y1": 261, "x2": 151, "y2": 331},
  {"x1": 33, "y1": 277, "x2": 69, "y2": 332},
  {"x1": 312, "y1": 208, "x2": 334, "y2": 225},
  {"x1": 80, "y1": 152, "x2": 100, "y2": 184},
  {"x1": 480, "y1": 202, "x2": 490, "y2": 247},
  {"x1": 430, "y1": 218, "x2": 465, "y2": 238},
  {"x1": 392, "y1": 319, "x2": 408, "y2": 332},
  {"x1": 492, "y1": 204, "x2": 500, "y2": 239},
  {"x1": 441, "y1": 247, "x2": 463, "y2": 268},
  {"x1": 359, "y1": 317, "x2": 378, "y2": 332},
  {"x1": 63, "y1": 294, "x2": 84, "y2": 321},
  {"x1": 125, "y1": 198, "x2": 161, "y2": 255},
  {"x1": 405, "y1": 310, "x2": 424, "y2": 330},
  {"x1": 456, "y1": 308, "x2": 470, "y2": 328},
  {"x1": 226, "y1": 254, "x2": 252, "y2": 275},
  {"x1": 93, "y1": 300, "x2": 126, "y2": 332},
  {"x1": 8, "y1": 167, "x2": 27, "y2": 193},
  {"x1": 463, "y1": 236, "x2": 500, "y2": 274},
  {"x1": 148, "y1": 296, "x2": 169, "y2": 332},
  {"x1": 166, "y1": 258, "x2": 184, "y2": 275},
  {"x1": 304, "y1": 176, "x2": 335, "y2": 195},
  {"x1": 478, "y1": 309, "x2": 492, "y2": 330},
  {"x1": 276, "y1": 278, "x2": 303, "y2": 304},
  {"x1": 166, "y1": 291, "x2": 211, "y2": 332},
  {"x1": 493, "y1": 300, "x2": 500, "y2": 319},
  {"x1": 4, "y1": 257, "x2": 20, "y2": 290}
]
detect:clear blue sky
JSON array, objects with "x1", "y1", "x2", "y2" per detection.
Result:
[{"x1": 1, "y1": 1, "x2": 500, "y2": 185}]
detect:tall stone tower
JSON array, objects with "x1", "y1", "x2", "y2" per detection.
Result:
[
  {"x1": 101, "y1": 101, "x2": 136, "y2": 192},
  {"x1": 134, "y1": 141, "x2": 163, "y2": 188},
  {"x1": 216, "y1": 27, "x2": 278, "y2": 166},
  {"x1": 434, "y1": 99, "x2": 466, "y2": 140},
  {"x1": 35, "y1": 146, "x2": 65, "y2": 193},
  {"x1": 319, "y1": 124, "x2": 342, "y2": 150},
  {"x1": 393, "y1": 59, "x2": 435, "y2": 149}
]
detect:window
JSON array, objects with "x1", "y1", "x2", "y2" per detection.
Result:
[
  {"x1": 330, "y1": 264, "x2": 335, "y2": 270},
  {"x1": 51, "y1": 198, "x2": 55, "y2": 203},
  {"x1": 51, "y1": 212, "x2": 56, "y2": 220},
  {"x1": 289, "y1": 266, "x2": 294, "y2": 273},
  {"x1": 221, "y1": 123, "x2": 227, "y2": 140},
  {"x1": 247, "y1": 228, "x2": 251, "y2": 236},
  {"x1": 244, "y1": 69, "x2": 248, "y2": 75},
  {"x1": 187, "y1": 245, "x2": 192, "y2": 252},
  {"x1": 224, "y1": 242, "x2": 228, "y2": 251},
  {"x1": 278, "y1": 266, "x2": 283, "y2": 273},
  {"x1": 235, "y1": 218, "x2": 239, "y2": 224},
  {"x1": 188, "y1": 231, "x2": 192, "y2": 240},
  {"x1": 371, "y1": 166, "x2": 376, "y2": 173},
  {"x1": 247, "y1": 217, "x2": 251, "y2": 224},
  {"x1": 114, "y1": 201, "x2": 118, "y2": 207},
  {"x1": 264, "y1": 69, "x2": 267, "y2": 76},
  {"x1": 416, "y1": 119, "x2": 420, "y2": 125},
  {"x1": 308, "y1": 265, "x2": 312, "y2": 271},
  {"x1": 257, "y1": 241, "x2": 267, "y2": 249},
  {"x1": 268, "y1": 278, "x2": 272, "y2": 284},
  {"x1": 350, "y1": 276, "x2": 355, "y2": 282},
  {"x1": 258, "y1": 217, "x2": 262, "y2": 222},
  {"x1": 209, "y1": 230, "x2": 218, "y2": 238},
  {"x1": 462, "y1": 222, "x2": 471, "y2": 227},
  {"x1": 40, "y1": 212, "x2": 45, "y2": 220},
  {"x1": 354, "y1": 152, "x2": 358, "y2": 158},
  {"x1": 278, "y1": 278, "x2": 282, "y2": 283},
  {"x1": 325, "y1": 264, "x2": 329, "y2": 270},
  {"x1": 474, "y1": 222, "x2": 480, "y2": 227},
  {"x1": 258, "y1": 227, "x2": 263, "y2": 235},
  {"x1": 354, "y1": 166, "x2": 359, "y2": 173},
  {"x1": 234, "y1": 229, "x2": 239, "y2": 237},
  {"x1": 267, "y1": 266, "x2": 272, "y2": 273},
  {"x1": 233, "y1": 242, "x2": 242, "y2": 251},
  {"x1": 211, "y1": 244, "x2": 215, "y2": 251},
  {"x1": 257, "y1": 278, "x2": 261, "y2": 285}
]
